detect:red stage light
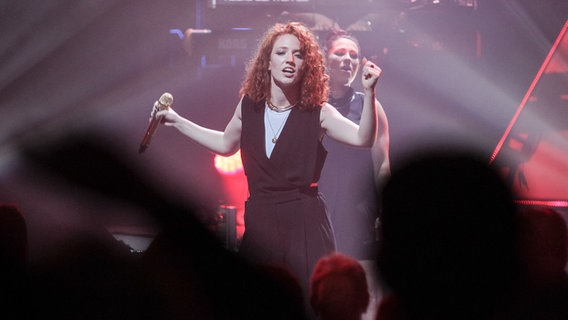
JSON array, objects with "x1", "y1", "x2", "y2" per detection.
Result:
[{"x1": 214, "y1": 150, "x2": 243, "y2": 175}]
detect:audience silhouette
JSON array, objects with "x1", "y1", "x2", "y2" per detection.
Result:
[
  {"x1": 0, "y1": 203, "x2": 30, "y2": 317},
  {"x1": 374, "y1": 149, "x2": 522, "y2": 320},
  {"x1": 507, "y1": 205, "x2": 568, "y2": 319},
  {"x1": 19, "y1": 131, "x2": 309, "y2": 320},
  {"x1": 0, "y1": 203, "x2": 28, "y2": 267},
  {"x1": 26, "y1": 228, "x2": 161, "y2": 320},
  {"x1": 310, "y1": 252, "x2": 371, "y2": 320},
  {"x1": 13, "y1": 132, "x2": 568, "y2": 320},
  {"x1": 140, "y1": 221, "x2": 310, "y2": 320}
]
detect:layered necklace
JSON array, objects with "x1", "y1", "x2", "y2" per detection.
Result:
[
  {"x1": 266, "y1": 100, "x2": 297, "y2": 113},
  {"x1": 265, "y1": 102, "x2": 293, "y2": 144}
]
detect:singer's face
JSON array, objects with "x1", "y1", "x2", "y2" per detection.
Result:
[{"x1": 268, "y1": 34, "x2": 305, "y2": 88}]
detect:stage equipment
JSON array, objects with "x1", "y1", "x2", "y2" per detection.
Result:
[
  {"x1": 214, "y1": 205, "x2": 238, "y2": 252},
  {"x1": 490, "y1": 19, "x2": 568, "y2": 209}
]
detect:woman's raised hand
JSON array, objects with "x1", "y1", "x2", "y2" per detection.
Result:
[{"x1": 361, "y1": 57, "x2": 382, "y2": 91}]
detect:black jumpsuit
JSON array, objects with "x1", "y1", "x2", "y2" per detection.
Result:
[{"x1": 238, "y1": 95, "x2": 336, "y2": 292}]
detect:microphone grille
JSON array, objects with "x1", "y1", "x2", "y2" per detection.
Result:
[{"x1": 159, "y1": 92, "x2": 174, "y2": 108}]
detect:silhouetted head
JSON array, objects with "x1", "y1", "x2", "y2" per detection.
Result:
[
  {"x1": 376, "y1": 149, "x2": 520, "y2": 319},
  {"x1": 0, "y1": 203, "x2": 28, "y2": 267},
  {"x1": 310, "y1": 253, "x2": 370, "y2": 320},
  {"x1": 517, "y1": 206, "x2": 568, "y2": 288}
]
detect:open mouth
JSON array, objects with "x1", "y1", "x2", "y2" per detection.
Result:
[{"x1": 282, "y1": 67, "x2": 295, "y2": 77}]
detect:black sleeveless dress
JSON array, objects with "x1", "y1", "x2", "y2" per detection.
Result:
[
  {"x1": 238, "y1": 95, "x2": 336, "y2": 292},
  {"x1": 318, "y1": 88, "x2": 378, "y2": 259}
]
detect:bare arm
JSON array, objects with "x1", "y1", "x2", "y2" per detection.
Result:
[
  {"x1": 155, "y1": 98, "x2": 242, "y2": 156},
  {"x1": 321, "y1": 58, "x2": 382, "y2": 148},
  {"x1": 372, "y1": 99, "x2": 391, "y2": 188}
]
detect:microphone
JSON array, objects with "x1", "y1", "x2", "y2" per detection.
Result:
[{"x1": 139, "y1": 92, "x2": 173, "y2": 154}]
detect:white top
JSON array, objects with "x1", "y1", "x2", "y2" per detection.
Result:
[{"x1": 264, "y1": 105, "x2": 292, "y2": 158}]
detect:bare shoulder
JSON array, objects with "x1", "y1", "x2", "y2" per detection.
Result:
[
  {"x1": 320, "y1": 102, "x2": 340, "y2": 122},
  {"x1": 319, "y1": 102, "x2": 347, "y2": 135},
  {"x1": 234, "y1": 96, "x2": 245, "y2": 120}
]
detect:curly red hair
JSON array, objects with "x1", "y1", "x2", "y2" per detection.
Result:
[{"x1": 239, "y1": 22, "x2": 329, "y2": 111}]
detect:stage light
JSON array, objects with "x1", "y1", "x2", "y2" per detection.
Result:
[{"x1": 214, "y1": 150, "x2": 243, "y2": 175}]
